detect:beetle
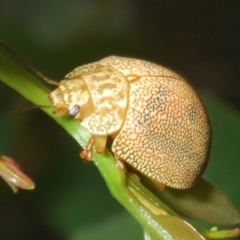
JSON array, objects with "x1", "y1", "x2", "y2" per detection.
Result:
[{"x1": 49, "y1": 56, "x2": 211, "y2": 190}]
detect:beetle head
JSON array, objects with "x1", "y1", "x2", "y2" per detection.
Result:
[{"x1": 49, "y1": 79, "x2": 93, "y2": 120}]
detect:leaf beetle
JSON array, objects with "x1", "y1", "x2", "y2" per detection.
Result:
[{"x1": 49, "y1": 56, "x2": 211, "y2": 189}]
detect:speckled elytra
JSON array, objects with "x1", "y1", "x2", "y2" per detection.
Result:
[{"x1": 49, "y1": 56, "x2": 211, "y2": 189}]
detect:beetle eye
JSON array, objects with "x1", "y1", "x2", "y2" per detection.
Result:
[{"x1": 68, "y1": 105, "x2": 80, "y2": 118}]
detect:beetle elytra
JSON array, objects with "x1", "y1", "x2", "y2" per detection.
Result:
[{"x1": 49, "y1": 56, "x2": 211, "y2": 189}]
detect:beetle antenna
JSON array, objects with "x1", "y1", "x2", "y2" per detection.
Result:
[
  {"x1": 14, "y1": 105, "x2": 52, "y2": 113},
  {"x1": 0, "y1": 41, "x2": 58, "y2": 85}
]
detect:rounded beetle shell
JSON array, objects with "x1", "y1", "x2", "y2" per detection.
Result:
[
  {"x1": 50, "y1": 56, "x2": 211, "y2": 189},
  {"x1": 99, "y1": 57, "x2": 211, "y2": 189}
]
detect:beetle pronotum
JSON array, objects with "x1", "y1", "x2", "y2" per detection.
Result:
[{"x1": 49, "y1": 56, "x2": 211, "y2": 190}]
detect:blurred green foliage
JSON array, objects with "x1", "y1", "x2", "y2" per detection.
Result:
[{"x1": 0, "y1": 1, "x2": 240, "y2": 239}]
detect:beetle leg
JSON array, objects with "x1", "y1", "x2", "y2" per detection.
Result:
[
  {"x1": 93, "y1": 135, "x2": 107, "y2": 154},
  {"x1": 115, "y1": 154, "x2": 127, "y2": 172},
  {"x1": 150, "y1": 179, "x2": 166, "y2": 191},
  {"x1": 80, "y1": 135, "x2": 107, "y2": 161},
  {"x1": 80, "y1": 138, "x2": 94, "y2": 161}
]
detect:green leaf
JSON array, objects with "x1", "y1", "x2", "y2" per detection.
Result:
[
  {"x1": 142, "y1": 176, "x2": 240, "y2": 225},
  {"x1": 143, "y1": 216, "x2": 205, "y2": 240}
]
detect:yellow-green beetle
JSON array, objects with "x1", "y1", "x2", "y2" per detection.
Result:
[{"x1": 49, "y1": 56, "x2": 211, "y2": 189}]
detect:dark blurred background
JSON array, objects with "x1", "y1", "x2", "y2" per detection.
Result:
[{"x1": 0, "y1": 1, "x2": 240, "y2": 239}]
